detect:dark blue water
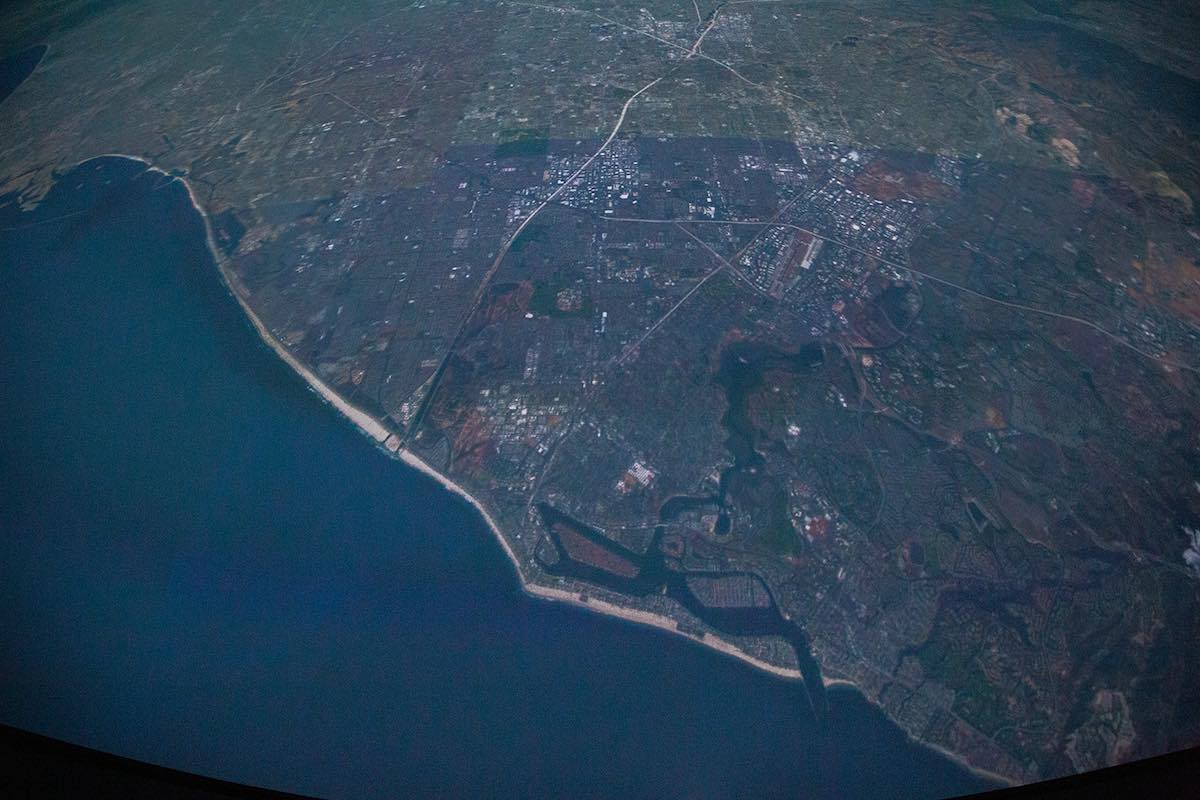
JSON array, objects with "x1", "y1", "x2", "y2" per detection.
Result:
[
  {"x1": 0, "y1": 44, "x2": 47, "y2": 105},
  {"x1": 0, "y1": 158, "x2": 996, "y2": 799}
]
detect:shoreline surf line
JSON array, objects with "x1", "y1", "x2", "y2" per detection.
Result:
[
  {"x1": 69, "y1": 152, "x2": 1013, "y2": 788},
  {"x1": 82, "y1": 152, "x2": 807, "y2": 682}
]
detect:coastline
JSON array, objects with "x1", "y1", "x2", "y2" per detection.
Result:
[
  {"x1": 73, "y1": 153, "x2": 1010, "y2": 788},
  {"x1": 94, "y1": 153, "x2": 809, "y2": 684}
]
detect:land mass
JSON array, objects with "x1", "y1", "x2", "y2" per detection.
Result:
[{"x1": 3, "y1": 0, "x2": 1200, "y2": 786}]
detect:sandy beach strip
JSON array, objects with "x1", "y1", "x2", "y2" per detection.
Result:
[
  {"x1": 60, "y1": 153, "x2": 1017, "y2": 787},
  {"x1": 397, "y1": 444, "x2": 805, "y2": 680},
  {"x1": 88, "y1": 151, "x2": 809, "y2": 685}
]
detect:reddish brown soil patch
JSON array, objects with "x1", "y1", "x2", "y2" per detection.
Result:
[
  {"x1": 853, "y1": 158, "x2": 954, "y2": 203},
  {"x1": 1128, "y1": 243, "x2": 1200, "y2": 326},
  {"x1": 450, "y1": 409, "x2": 496, "y2": 476},
  {"x1": 1070, "y1": 178, "x2": 1096, "y2": 209},
  {"x1": 553, "y1": 523, "x2": 640, "y2": 578},
  {"x1": 483, "y1": 281, "x2": 533, "y2": 323}
]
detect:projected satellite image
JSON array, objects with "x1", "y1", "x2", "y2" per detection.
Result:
[{"x1": 2, "y1": 1, "x2": 1199, "y2": 797}]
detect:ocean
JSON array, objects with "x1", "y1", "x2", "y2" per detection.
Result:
[{"x1": 0, "y1": 156, "x2": 997, "y2": 799}]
